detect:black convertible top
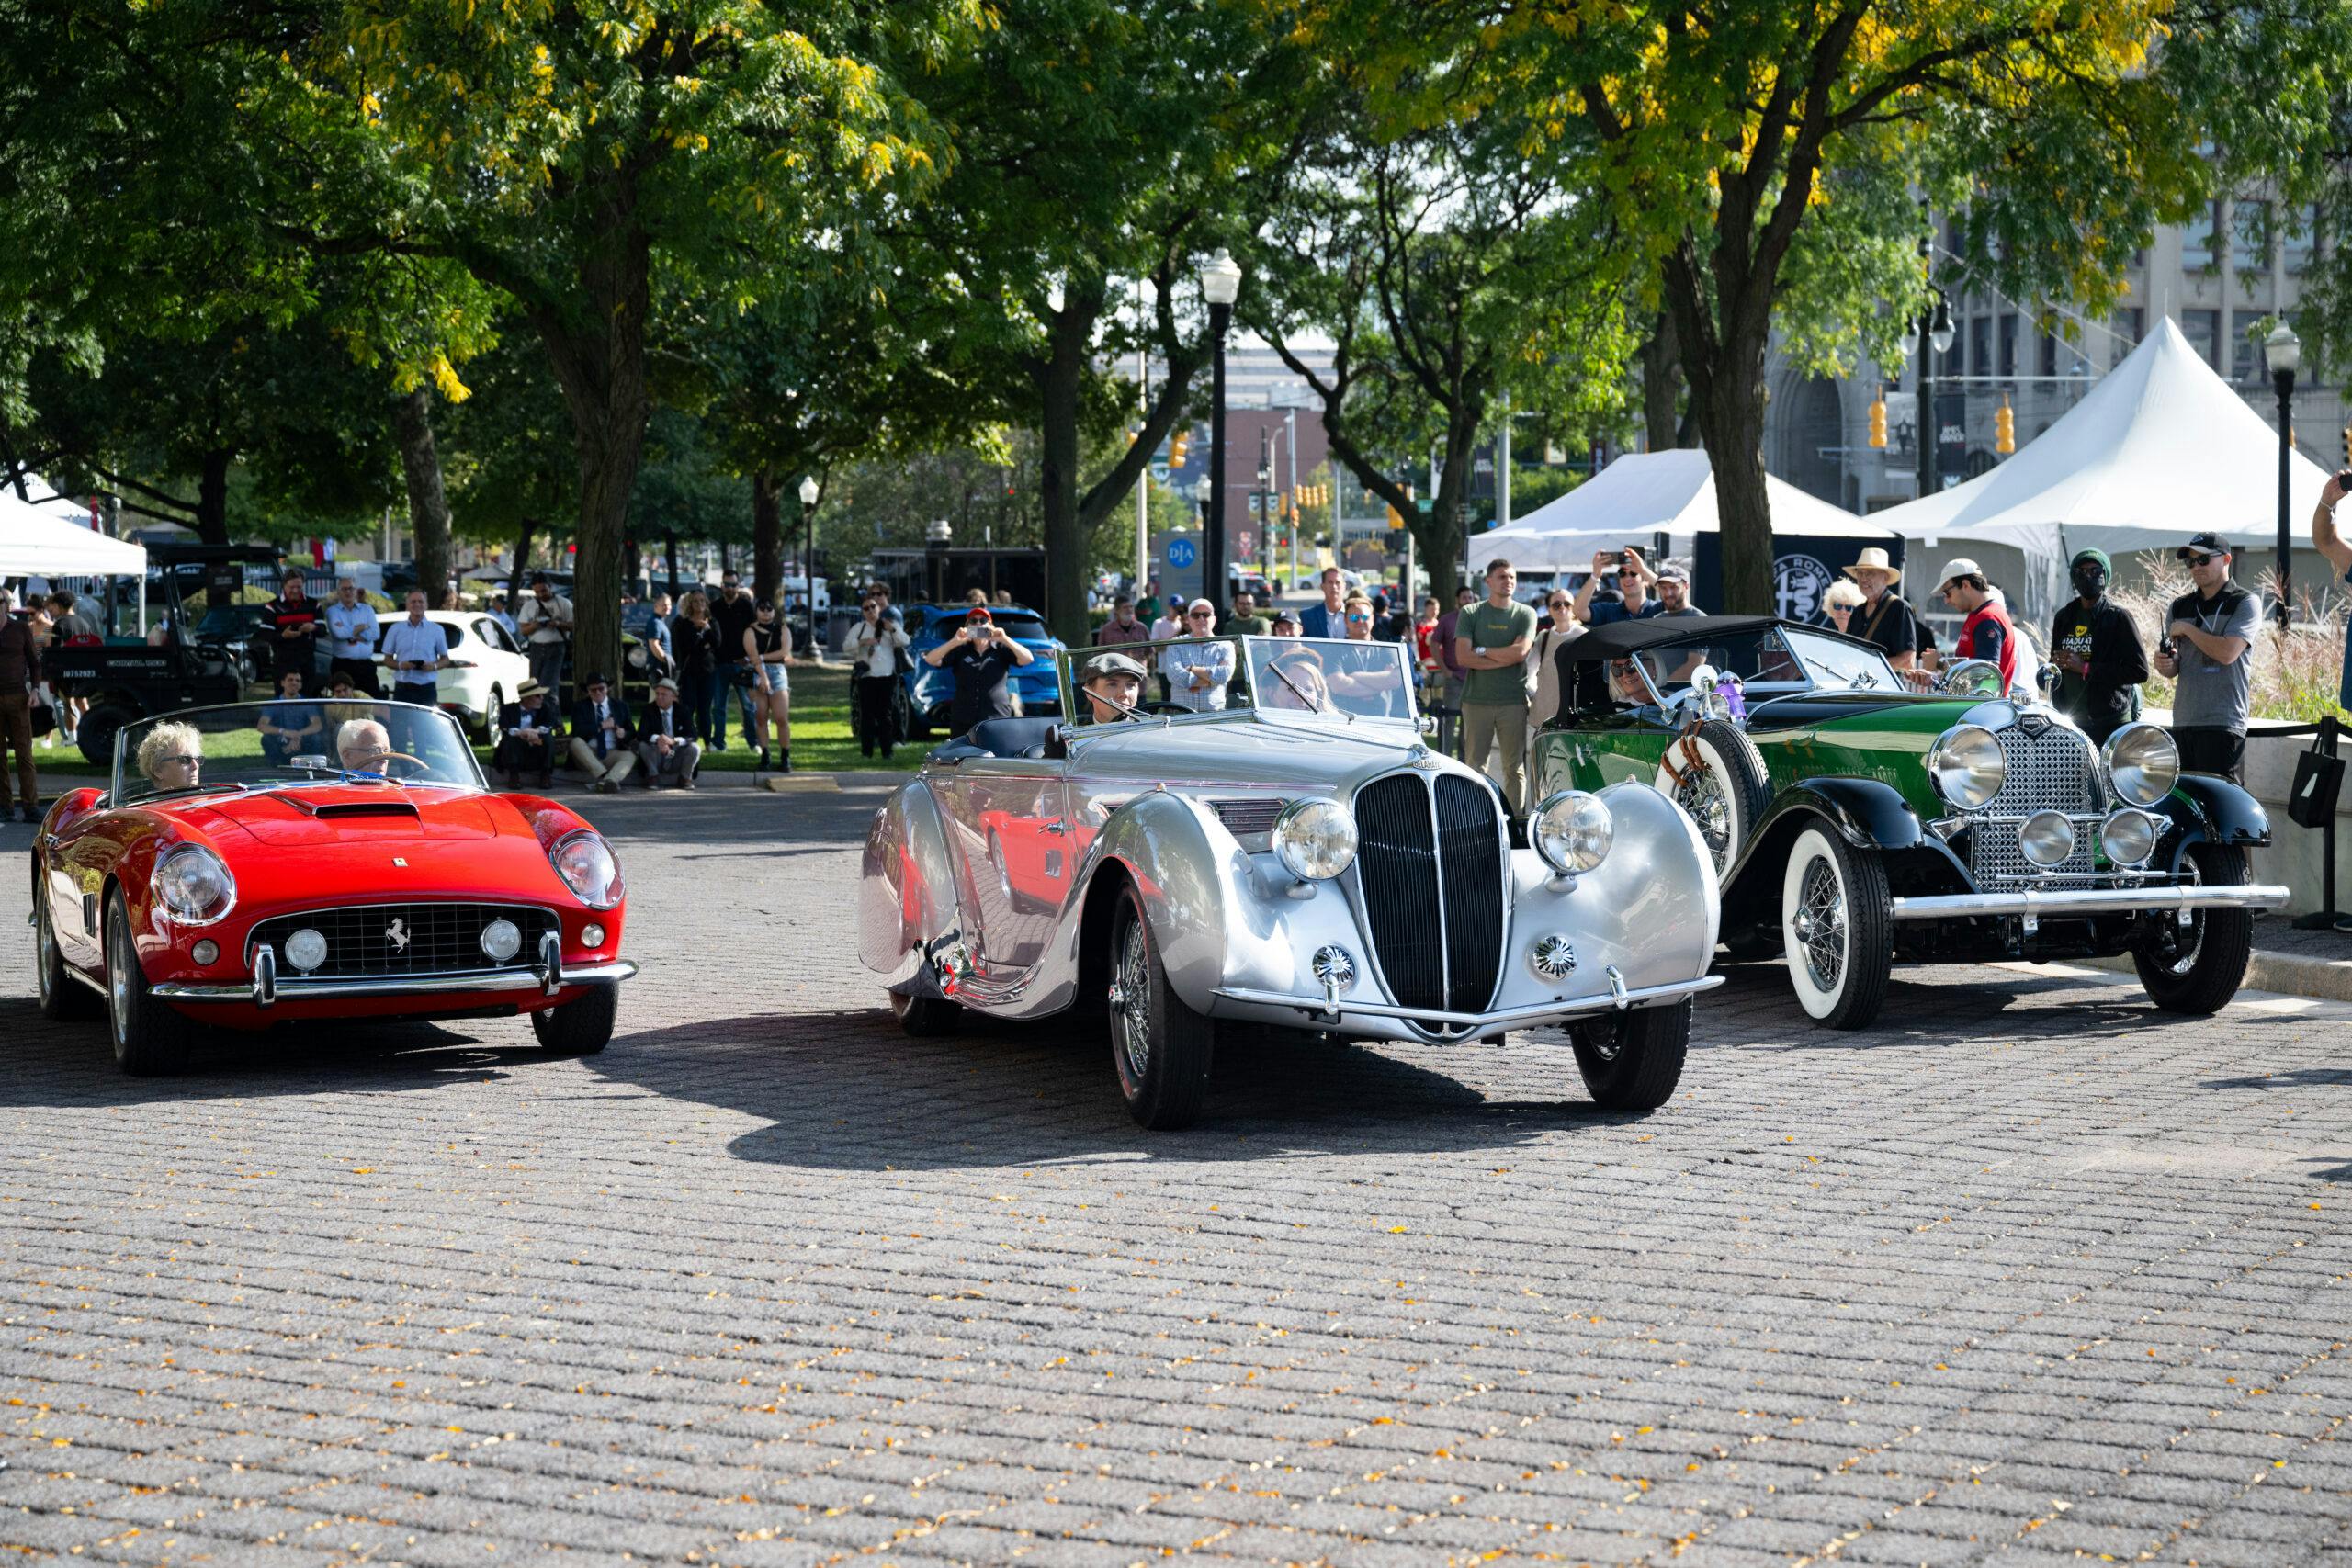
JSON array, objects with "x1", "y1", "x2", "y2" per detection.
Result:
[{"x1": 1555, "y1": 613, "x2": 1795, "y2": 661}]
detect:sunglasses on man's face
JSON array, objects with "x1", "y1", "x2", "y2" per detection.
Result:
[
  {"x1": 2184, "y1": 552, "x2": 2219, "y2": 567},
  {"x1": 1346, "y1": 613, "x2": 1371, "y2": 623},
  {"x1": 1188, "y1": 610, "x2": 1215, "y2": 619}
]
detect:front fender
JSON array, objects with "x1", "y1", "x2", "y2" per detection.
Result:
[
  {"x1": 1736, "y1": 777, "x2": 1924, "y2": 879},
  {"x1": 860, "y1": 780, "x2": 966, "y2": 985},
  {"x1": 1073, "y1": 791, "x2": 1238, "y2": 1017},
  {"x1": 2155, "y1": 773, "x2": 2272, "y2": 865}
]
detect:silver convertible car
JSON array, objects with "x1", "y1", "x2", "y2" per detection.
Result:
[{"x1": 858, "y1": 635, "x2": 1724, "y2": 1128}]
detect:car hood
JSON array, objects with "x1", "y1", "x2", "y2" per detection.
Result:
[{"x1": 179, "y1": 785, "x2": 510, "y2": 848}]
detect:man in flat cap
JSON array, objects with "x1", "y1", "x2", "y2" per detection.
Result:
[{"x1": 1079, "y1": 650, "x2": 1148, "y2": 726}]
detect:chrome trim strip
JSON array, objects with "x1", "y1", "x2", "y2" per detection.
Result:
[
  {"x1": 152, "y1": 959, "x2": 639, "y2": 1002},
  {"x1": 1214, "y1": 974, "x2": 1723, "y2": 1029},
  {"x1": 1888, "y1": 885, "x2": 2288, "y2": 921}
]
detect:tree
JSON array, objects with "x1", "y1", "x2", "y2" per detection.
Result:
[
  {"x1": 899, "y1": 0, "x2": 1317, "y2": 639},
  {"x1": 391, "y1": 388, "x2": 453, "y2": 601},
  {"x1": 1247, "y1": 105, "x2": 1636, "y2": 597},
  {"x1": 1363, "y1": 0, "x2": 2214, "y2": 612}
]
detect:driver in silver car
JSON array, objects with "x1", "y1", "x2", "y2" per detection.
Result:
[{"x1": 1080, "y1": 651, "x2": 1148, "y2": 724}]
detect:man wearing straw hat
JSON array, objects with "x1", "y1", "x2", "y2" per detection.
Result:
[
  {"x1": 492, "y1": 679, "x2": 561, "y2": 788},
  {"x1": 1840, "y1": 547, "x2": 1920, "y2": 674}
]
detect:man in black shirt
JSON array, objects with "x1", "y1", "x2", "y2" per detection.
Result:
[
  {"x1": 710, "y1": 571, "x2": 759, "y2": 751},
  {"x1": 2047, "y1": 547, "x2": 2147, "y2": 743},
  {"x1": 1841, "y1": 547, "x2": 1920, "y2": 677},
  {"x1": 921, "y1": 606, "x2": 1035, "y2": 736}
]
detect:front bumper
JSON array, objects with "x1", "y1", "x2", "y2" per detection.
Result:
[
  {"x1": 153, "y1": 937, "x2": 638, "y2": 1006},
  {"x1": 1214, "y1": 970, "x2": 1724, "y2": 1041},
  {"x1": 1889, "y1": 884, "x2": 2288, "y2": 922}
]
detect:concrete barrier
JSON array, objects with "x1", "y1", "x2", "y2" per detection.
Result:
[{"x1": 2243, "y1": 728, "x2": 2352, "y2": 920}]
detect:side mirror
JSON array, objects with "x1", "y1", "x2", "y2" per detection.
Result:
[
  {"x1": 1936, "y1": 659, "x2": 2003, "y2": 698},
  {"x1": 288, "y1": 753, "x2": 334, "y2": 771},
  {"x1": 1689, "y1": 663, "x2": 1720, "y2": 694}
]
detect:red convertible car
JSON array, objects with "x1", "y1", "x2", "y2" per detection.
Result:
[{"x1": 32, "y1": 700, "x2": 636, "y2": 1074}]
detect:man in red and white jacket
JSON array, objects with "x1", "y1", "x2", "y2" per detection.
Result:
[{"x1": 1932, "y1": 558, "x2": 2017, "y2": 694}]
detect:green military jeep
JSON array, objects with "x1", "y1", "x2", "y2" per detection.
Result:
[{"x1": 1529, "y1": 615, "x2": 2285, "y2": 1029}]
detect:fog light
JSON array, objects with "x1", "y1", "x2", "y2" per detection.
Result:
[
  {"x1": 1310, "y1": 944, "x2": 1355, "y2": 990},
  {"x1": 190, "y1": 939, "x2": 219, "y2": 965},
  {"x1": 284, "y1": 927, "x2": 328, "y2": 971},
  {"x1": 2018, "y1": 809, "x2": 2076, "y2": 868},
  {"x1": 481, "y1": 919, "x2": 522, "y2": 963},
  {"x1": 2100, "y1": 807, "x2": 2158, "y2": 867},
  {"x1": 580, "y1": 923, "x2": 606, "y2": 949},
  {"x1": 1530, "y1": 933, "x2": 1577, "y2": 980}
]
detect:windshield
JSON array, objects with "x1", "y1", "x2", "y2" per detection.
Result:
[
  {"x1": 113, "y1": 701, "x2": 486, "y2": 804},
  {"x1": 1605, "y1": 625, "x2": 1901, "y2": 705},
  {"x1": 1061, "y1": 636, "x2": 1415, "y2": 727}
]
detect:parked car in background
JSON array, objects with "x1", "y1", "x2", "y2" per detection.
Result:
[
  {"x1": 378, "y1": 610, "x2": 532, "y2": 740},
  {"x1": 862, "y1": 635, "x2": 1723, "y2": 1128},
  {"x1": 896, "y1": 604, "x2": 1066, "y2": 739},
  {"x1": 1532, "y1": 615, "x2": 2286, "y2": 1030}
]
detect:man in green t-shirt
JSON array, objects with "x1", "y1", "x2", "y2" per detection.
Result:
[
  {"x1": 1220, "y1": 591, "x2": 1273, "y2": 637},
  {"x1": 1453, "y1": 558, "x2": 1539, "y2": 809}
]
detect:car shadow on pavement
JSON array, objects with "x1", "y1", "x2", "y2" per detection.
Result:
[
  {"x1": 0, "y1": 998, "x2": 538, "y2": 1104},
  {"x1": 590, "y1": 1009, "x2": 1628, "y2": 1169}
]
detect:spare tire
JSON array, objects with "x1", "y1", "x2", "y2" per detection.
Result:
[{"x1": 1654, "y1": 719, "x2": 1770, "y2": 876}]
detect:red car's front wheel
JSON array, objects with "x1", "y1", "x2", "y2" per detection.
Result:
[
  {"x1": 105, "y1": 891, "x2": 192, "y2": 1076},
  {"x1": 532, "y1": 982, "x2": 617, "y2": 1055}
]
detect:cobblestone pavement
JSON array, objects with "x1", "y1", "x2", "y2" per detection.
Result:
[{"x1": 6, "y1": 783, "x2": 2352, "y2": 1568}]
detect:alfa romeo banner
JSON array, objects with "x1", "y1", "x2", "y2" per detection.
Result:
[{"x1": 1690, "y1": 534, "x2": 1905, "y2": 622}]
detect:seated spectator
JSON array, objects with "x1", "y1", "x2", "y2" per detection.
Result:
[
  {"x1": 257, "y1": 669, "x2": 323, "y2": 764},
  {"x1": 567, "y1": 671, "x2": 638, "y2": 793},
  {"x1": 633, "y1": 678, "x2": 703, "y2": 789},
  {"x1": 493, "y1": 679, "x2": 561, "y2": 787}
]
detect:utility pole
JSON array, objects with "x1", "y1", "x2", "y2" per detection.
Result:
[{"x1": 1496, "y1": 395, "x2": 1512, "y2": 527}]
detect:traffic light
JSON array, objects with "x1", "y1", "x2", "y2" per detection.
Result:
[
  {"x1": 1995, "y1": 396, "x2": 2016, "y2": 456},
  {"x1": 1385, "y1": 502, "x2": 1403, "y2": 528},
  {"x1": 2342, "y1": 424, "x2": 2350, "y2": 466},
  {"x1": 1385, "y1": 529, "x2": 1408, "y2": 553},
  {"x1": 1168, "y1": 431, "x2": 1189, "y2": 467},
  {"x1": 1868, "y1": 386, "x2": 1887, "y2": 449}
]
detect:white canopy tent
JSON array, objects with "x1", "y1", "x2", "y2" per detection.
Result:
[
  {"x1": 1477, "y1": 448, "x2": 1894, "y2": 573},
  {"x1": 1873, "y1": 318, "x2": 2335, "y2": 626},
  {"x1": 0, "y1": 480, "x2": 149, "y2": 632}
]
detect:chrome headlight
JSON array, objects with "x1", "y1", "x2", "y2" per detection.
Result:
[
  {"x1": 2018, "y1": 809, "x2": 2076, "y2": 868},
  {"x1": 1927, "y1": 724, "x2": 2006, "y2": 811},
  {"x1": 1272, "y1": 798, "x2": 1357, "y2": 881},
  {"x1": 153, "y1": 845, "x2": 235, "y2": 925},
  {"x1": 2102, "y1": 723, "x2": 2178, "y2": 807},
  {"x1": 2099, "y1": 807, "x2": 2158, "y2": 868},
  {"x1": 549, "y1": 829, "x2": 625, "y2": 909},
  {"x1": 1532, "y1": 790, "x2": 1612, "y2": 875},
  {"x1": 1939, "y1": 658, "x2": 2005, "y2": 697}
]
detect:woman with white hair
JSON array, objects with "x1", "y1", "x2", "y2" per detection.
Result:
[
  {"x1": 1818, "y1": 578, "x2": 1865, "y2": 635},
  {"x1": 134, "y1": 721, "x2": 204, "y2": 793}
]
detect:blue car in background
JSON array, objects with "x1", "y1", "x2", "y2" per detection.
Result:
[{"x1": 896, "y1": 604, "x2": 1065, "y2": 740}]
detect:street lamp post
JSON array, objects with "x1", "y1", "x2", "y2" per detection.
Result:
[
  {"x1": 1199, "y1": 248, "x2": 1243, "y2": 616},
  {"x1": 2266, "y1": 322, "x2": 2300, "y2": 627},
  {"x1": 797, "y1": 474, "x2": 820, "y2": 652},
  {"x1": 1912, "y1": 296, "x2": 1954, "y2": 498}
]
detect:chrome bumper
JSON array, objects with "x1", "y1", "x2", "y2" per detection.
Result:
[
  {"x1": 1890, "y1": 884, "x2": 2289, "y2": 921},
  {"x1": 153, "y1": 952, "x2": 638, "y2": 1006},
  {"x1": 1215, "y1": 970, "x2": 1723, "y2": 1033}
]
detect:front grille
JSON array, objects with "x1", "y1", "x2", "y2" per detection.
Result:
[
  {"x1": 1210, "y1": 798, "x2": 1288, "y2": 837},
  {"x1": 1970, "y1": 726, "x2": 2101, "y2": 885},
  {"x1": 1353, "y1": 772, "x2": 1505, "y2": 1019},
  {"x1": 248, "y1": 903, "x2": 559, "y2": 979}
]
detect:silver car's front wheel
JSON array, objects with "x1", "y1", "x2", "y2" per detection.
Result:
[{"x1": 1105, "y1": 882, "x2": 1213, "y2": 1130}]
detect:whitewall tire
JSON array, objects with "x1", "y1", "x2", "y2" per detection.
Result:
[{"x1": 1779, "y1": 824, "x2": 1893, "y2": 1030}]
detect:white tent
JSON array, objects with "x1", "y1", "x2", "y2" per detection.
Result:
[
  {"x1": 1479, "y1": 448, "x2": 1892, "y2": 572},
  {"x1": 1873, "y1": 318, "x2": 2335, "y2": 624},
  {"x1": 0, "y1": 484, "x2": 148, "y2": 581}
]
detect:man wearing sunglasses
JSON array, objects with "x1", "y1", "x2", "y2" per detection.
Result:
[
  {"x1": 2153, "y1": 532, "x2": 2258, "y2": 783},
  {"x1": 1158, "y1": 599, "x2": 1234, "y2": 712}
]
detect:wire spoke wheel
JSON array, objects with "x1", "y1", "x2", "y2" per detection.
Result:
[
  {"x1": 1796, "y1": 857, "x2": 1846, "y2": 992},
  {"x1": 1779, "y1": 824, "x2": 1892, "y2": 1030},
  {"x1": 1114, "y1": 915, "x2": 1153, "y2": 1082}
]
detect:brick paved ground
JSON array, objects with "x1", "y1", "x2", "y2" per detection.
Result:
[{"x1": 5, "y1": 782, "x2": 2352, "y2": 1567}]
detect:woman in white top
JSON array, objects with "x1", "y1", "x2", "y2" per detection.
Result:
[
  {"x1": 1525, "y1": 590, "x2": 1584, "y2": 806},
  {"x1": 845, "y1": 598, "x2": 912, "y2": 758}
]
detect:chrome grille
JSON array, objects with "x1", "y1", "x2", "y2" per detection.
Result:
[
  {"x1": 1970, "y1": 726, "x2": 2100, "y2": 885},
  {"x1": 1210, "y1": 798, "x2": 1288, "y2": 837},
  {"x1": 247, "y1": 903, "x2": 559, "y2": 979},
  {"x1": 1352, "y1": 772, "x2": 1505, "y2": 1021}
]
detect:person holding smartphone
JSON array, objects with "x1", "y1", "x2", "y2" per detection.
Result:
[
  {"x1": 922, "y1": 605, "x2": 1034, "y2": 738},
  {"x1": 376, "y1": 592, "x2": 467, "y2": 708}
]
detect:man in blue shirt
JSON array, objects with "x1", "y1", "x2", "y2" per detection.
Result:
[{"x1": 1574, "y1": 546, "x2": 1664, "y2": 626}]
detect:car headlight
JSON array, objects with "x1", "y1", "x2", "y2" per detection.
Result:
[
  {"x1": 549, "y1": 829, "x2": 625, "y2": 909},
  {"x1": 1272, "y1": 798, "x2": 1358, "y2": 880},
  {"x1": 2101, "y1": 723, "x2": 2178, "y2": 807},
  {"x1": 153, "y1": 844, "x2": 236, "y2": 925},
  {"x1": 1532, "y1": 790, "x2": 1612, "y2": 875},
  {"x1": 2100, "y1": 807, "x2": 2158, "y2": 867},
  {"x1": 1927, "y1": 724, "x2": 2006, "y2": 811},
  {"x1": 2018, "y1": 809, "x2": 2076, "y2": 868}
]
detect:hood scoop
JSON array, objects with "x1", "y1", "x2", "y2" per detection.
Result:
[{"x1": 294, "y1": 798, "x2": 421, "y2": 821}]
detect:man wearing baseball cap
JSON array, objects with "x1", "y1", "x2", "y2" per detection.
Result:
[
  {"x1": 1653, "y1": 559, "x2": 1702, "y2": 617},
  {"x1": 2154, "y1": 531, "x2": 2258, "y2": 782},
  {"x1": 1933, "y1": 558, "x2": 2017, "y2": 694},
  {"x1": 2047, "y1": 547, "x2": 2147, "y2": 744},
  {"x1": 920, "y1": 604, "x2": 1035, "y2": 738},
  {"x1": 1078, "y1": 650, "x2": 1148, "y2": 725}
]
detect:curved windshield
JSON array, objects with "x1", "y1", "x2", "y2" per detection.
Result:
[
  {"x1": 113, "y1": 702, "x2": 486, "y2": 804},
  {"x1": 1250, "y1": 637, "x2": 1415, "y2": 721},
  {"x1": 1062, "y1": 635, "x2": 1418, "y2": 727},
  {"x1": 1612, "y1": 625, "x2": 1898, "y2": 702}
]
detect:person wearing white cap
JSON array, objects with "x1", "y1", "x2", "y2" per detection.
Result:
[
  {"x1": 1159, "y1": 600, "x2": 1234, "y2": 712},
  {"x1": 1931, "y1": 558, "x2": 2017, "y2": 694},
  {"x1": 1840, "y1": 547, "x2": 1920, "y2": 673}
]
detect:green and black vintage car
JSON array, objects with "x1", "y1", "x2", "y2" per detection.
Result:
[{"x1": 1529, "y1": 615, "x2": 2286, "y2": 1029}]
